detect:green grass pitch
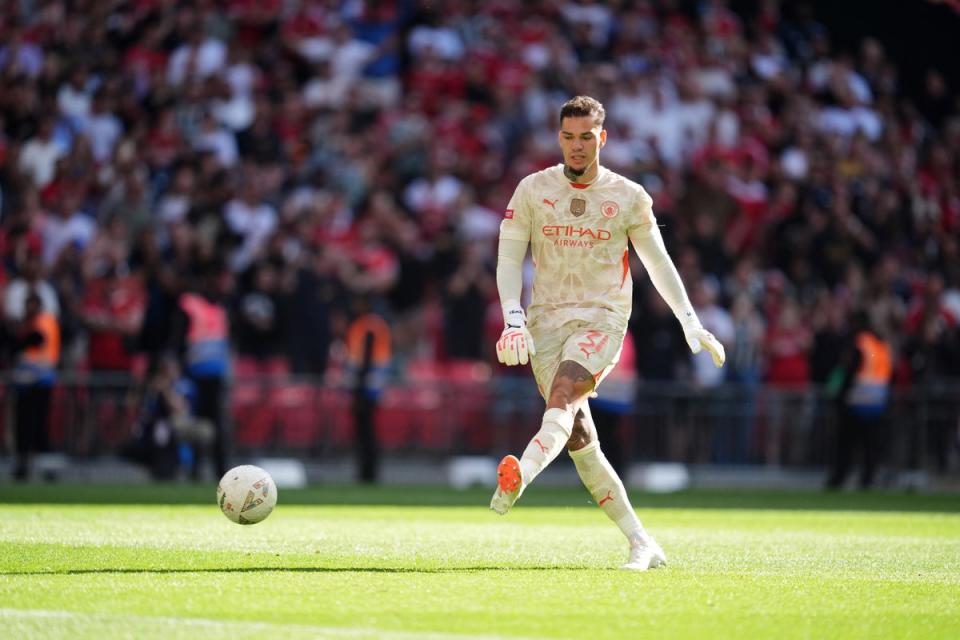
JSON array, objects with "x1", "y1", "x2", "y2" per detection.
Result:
[{"x1": 1, "y1": 484, "x2": 958, "y2": 639}]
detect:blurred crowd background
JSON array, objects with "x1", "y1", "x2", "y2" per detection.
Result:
[{"x1": 0, "y1": 0, "x2": 958, "y2": 480}]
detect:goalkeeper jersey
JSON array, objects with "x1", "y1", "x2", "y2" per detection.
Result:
[{"x1": 499, "y1": 164, "x2": 655, "y2": 335}]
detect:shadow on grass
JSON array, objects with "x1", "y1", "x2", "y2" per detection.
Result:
[
  {"x1": 2, "y1": 484, "x2": 959, "y2": 513},
  {"x1": 1, "y1": 566, "x2": 581, "y2": 576}
]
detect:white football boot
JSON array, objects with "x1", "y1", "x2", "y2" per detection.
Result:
[
  {"x1": 621, "y1": 537, "x2": 667, "y2": 571},
  {"x1": 489, "y1": 454, "x2": 525, "y2": 515}
]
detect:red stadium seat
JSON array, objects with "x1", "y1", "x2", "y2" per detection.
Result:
[
  {"x1": 374, "y1": 387, "x2": 418, "y2": 450},
  {"x1": 231, "y1": 382, "x2": 272, "y2": 448},
  {"x1": 270, "y1": 384, "x2": 320, "y2": 448},
  {"x1": 316, "y1": 387, "x2": 353, "y2": 449}
]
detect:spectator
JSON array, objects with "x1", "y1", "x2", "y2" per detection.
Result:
[
  {"x1": 10, "y1": 291, "x2": 59, "y2": 480},
  {"x1": 122, "y1": 354, "x2": 213, "y2": 480},
  {"x1": 826, "y1": 311, "x2": 894, "y2": 489},
  {"x1": 80, "y1": 258, "x2": 144, "y2": 374},
  {"x1": 167, "y1": 25, "x2": 227, "y2": 86},
  {"x1": 223, "y1": 169, "x2": 277, "y2": 272},
  {"x1": 764, "y1": 297, "x2": 812, "y2": 387},
  {"x1": 39, "y1": 186, "x2": 96, "y2": 269},
  {"x1": 56, "y1": 65, "x2": 94, "y2": 128},
  {"x1": 285, "y1": 244, "x2": 340, "y2": 378},
  {"x1": 345, "y1": 296, "x2": 391, "y2": 484},
  {"x1": 690, "y1": 278, "x2": 734, "y2": 388},
  {"x1": 4, "y1": 249, "x2": 59, "y2": 322},
  {"x1": 171, "y1": 264, "x2": 231, "y2": 480},
  {"x1": 233, "y1": 260, "x2": 286, "y2": 372},
  {"x1": 443, "y1": 243, "x2": 495, "y2": 361},
  {"x1": 76, "y1": 90, "x2": 123, "y2": 164},
  {"x1": 0, "y1": 0, "x2": 955, "y2": 474},
  {"x1": 631, "y1": 286, "x2": 689, "y2": 383},
  {"x1": 17, "y1": 118, "x2": 64, "y2": 189},
  {"x1": 194, "y1": 110, "x2": 238, "y2": 168}
]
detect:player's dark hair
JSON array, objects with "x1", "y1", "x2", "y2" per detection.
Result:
[{"x1": 559, "y1": 96, "x2": 605, "y2": 128}]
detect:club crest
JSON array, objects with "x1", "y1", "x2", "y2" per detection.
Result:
[
  {"x1": 570, "y1": 198, "x2": 586, "y2": 217},
  {"x1": 601, "y1": 200, "x2": 619, "y2": 218}
]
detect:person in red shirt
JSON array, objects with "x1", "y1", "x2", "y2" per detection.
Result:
[
  {"x1": 761, "y1": 297, "x2": 813, "y2": 467},
  {"x1": 764, "y1": 297, "x2": 811, "y2": 387},
  {"x1": 81, "y1": 264, "x2": 145, "y2": 373},
  {"x1": 78, "y1": 262, "x2": 145, "y2": 453}
]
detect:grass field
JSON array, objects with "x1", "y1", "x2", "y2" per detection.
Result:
[{"x1": 1, "y1": 484, "x2": 959, "y2": 639}]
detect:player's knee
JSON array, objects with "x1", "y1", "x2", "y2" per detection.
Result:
[
  {"x1": 546, "y1": 379, "x2": 576, "y2": 410},
  {"x1": 567, "y1": 421, "x2": 593, "y2": 451},
  {"x1": 573, "y1": 407, "x2": 586, "y2": 428}
]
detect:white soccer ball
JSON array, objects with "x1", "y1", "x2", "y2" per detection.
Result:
[{"x1": 216, "y1": 465, "x2": 278, "y2": 525}]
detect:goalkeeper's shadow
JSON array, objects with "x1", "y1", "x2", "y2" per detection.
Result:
[{"x1": 2, "y1": 565, "x2": 595, "y2": 575}]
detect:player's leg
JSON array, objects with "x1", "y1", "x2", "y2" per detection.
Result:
[
  {"x1": 522, "y1": 359, "x2": 595, "y2": 480},
  {"x1": 568, "y1": 402, "x2": 666, "y2": 570},
  {"x1": 490, "y1": 359, "x2": 592, "y2": 514}
]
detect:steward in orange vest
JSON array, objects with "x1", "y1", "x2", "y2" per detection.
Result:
[
  {"x1": 826, "y1": 311, "x2": 893, "y2": 489},
  {"x1": 845, "y1": 331, "x2": 893, "y2": 417},
  {"x1": 11, "y1": 291, "x2": 60, "y2": 480},
  {"x1": 344, "y1": 296, "x2": 392, "y2": 483}
]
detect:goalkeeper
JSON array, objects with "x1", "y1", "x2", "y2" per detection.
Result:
[{"x1": 491, "y1": 96, "x2": 725, "y2": 571}]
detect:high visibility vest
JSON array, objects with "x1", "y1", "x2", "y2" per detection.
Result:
[
  {"x1": 16, "y1": 312, "x2": 60, "y2": 386},
  {"x1": 346, "y1": 313, "x2": 391, "y2": 368},
  {"x1": 846, "y1": 331, "x2": 892, "y2": 414},
  {"x1": 180, "y1": 293, "x2": 229, "y2": 378},
  {"x1": 345, "y1": 313, "x2": 391, "y2": 397}
]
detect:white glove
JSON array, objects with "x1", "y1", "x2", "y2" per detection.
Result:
[
  {"x1": 496, "y1": 303, "x2": 536, "y2": 366},
  {"x1": 683, "y1": 322, "x2": 726, "y2": 368}
]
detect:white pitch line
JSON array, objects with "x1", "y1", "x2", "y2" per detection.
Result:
[{"x1": 0, "y1": 608, "x2": 559, "y2": 640}]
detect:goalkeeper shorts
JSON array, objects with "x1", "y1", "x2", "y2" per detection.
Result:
[{"x1": 529, "y1": 320, "x2": 624, "y2": 400}]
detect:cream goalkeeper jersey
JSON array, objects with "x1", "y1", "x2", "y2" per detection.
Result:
[{"x1": 499, "y1": 164, "x2": 655, "y2": 335}]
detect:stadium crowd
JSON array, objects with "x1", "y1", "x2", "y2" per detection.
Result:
[{"x1": 0, "y1": 0, "x2": 958, "y2": 470}]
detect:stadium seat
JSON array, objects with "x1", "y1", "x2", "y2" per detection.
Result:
[
  {"x1": 316, "y1": 387, "x2": 353, "y2": 449},
  {"x1": 231, "y1": 382, "x2": 273, "y2": 448},
  {"x1": 269, "y1": 384, "x2": 320, "y2": 448},
  {"x1": 374, "y1": 387, "x2": 418, "y2": 450}
]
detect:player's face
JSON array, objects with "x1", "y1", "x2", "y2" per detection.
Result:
[{"x1": 558, "y1": 116, "x2": 606, "y2": 179}]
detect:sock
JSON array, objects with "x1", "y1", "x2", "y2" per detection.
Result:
[
  {"x1": 570, "y1": 441, "x2": 648, "y2": 546},
  {"x1": 518, "y1": 407, "x2": 575, "y2": 485}
]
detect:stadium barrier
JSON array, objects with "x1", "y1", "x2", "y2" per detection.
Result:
[{"x1": 0, "y1": 371, "x2": 957, "y2": 475}]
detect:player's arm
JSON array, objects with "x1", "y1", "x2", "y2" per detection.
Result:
[
  {"x1": 495, "y1": 180, "x2": 535, "y2": 366},
  {"x1": 628, "y1": 219, "x2": 725, "y2": 368}
]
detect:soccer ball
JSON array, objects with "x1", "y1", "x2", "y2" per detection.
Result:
[{"x1": 216, "y1": 465, "x2": 277, "y2": 525}]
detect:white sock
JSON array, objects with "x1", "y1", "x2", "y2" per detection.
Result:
[
  {"x1": 570, "y1": 441, "x2": 648, "y2": 546},
  {"x1": 518, "y1": 407, "x2": 574, "y2": 485}
]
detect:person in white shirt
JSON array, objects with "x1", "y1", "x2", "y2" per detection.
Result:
[
  {"x1": 690, "y1": 278, "x2": 735, "y2": 388},
  {"x1": 79, "y1": 92, "x2": 123, "y2": 164},
  {"x1": 167, "y1": 27, "x2": 227, "y2": 86},
  {"x1": 17, "y1": 119, "x2": 65, "y2": 188},
  {"x1": 491, "y1": 96, "x2": 726, "y2": 570},
  {"x1": 40, "y1": 187, "x2": 96, "y2": 268},
  {"x1": 4, "y1": 252, "x2": 60, "y2": 323},
  {"x1": 57, "y1": 66, "x2": 94, "y2": 126},
  {"x1": 224, "y1": 173, "x2": 277, "y2": 272}
]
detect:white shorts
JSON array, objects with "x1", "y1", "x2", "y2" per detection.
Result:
[{"x1": 529, "y1": 320, "x2": 625, "y2": 400}]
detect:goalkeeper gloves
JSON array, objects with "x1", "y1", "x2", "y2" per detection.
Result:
[
  {"x1": 682, "y1": 319, "x2": 726, "y2": 368},
  {"x1": 496, "y1": 301, "x2": 536, "y2": 366}
]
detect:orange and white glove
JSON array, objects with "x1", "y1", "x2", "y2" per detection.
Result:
[
  {"x1": 682, "y1": 320, "x2": 726, "y2": 368},
  {"x1": 496, "y1": 302, "x2": 536, "y2": 366}
]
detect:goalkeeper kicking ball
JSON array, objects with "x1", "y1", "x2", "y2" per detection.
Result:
[{"x1": 217, "y1": 465, "x2": 277, "y2": 525}]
